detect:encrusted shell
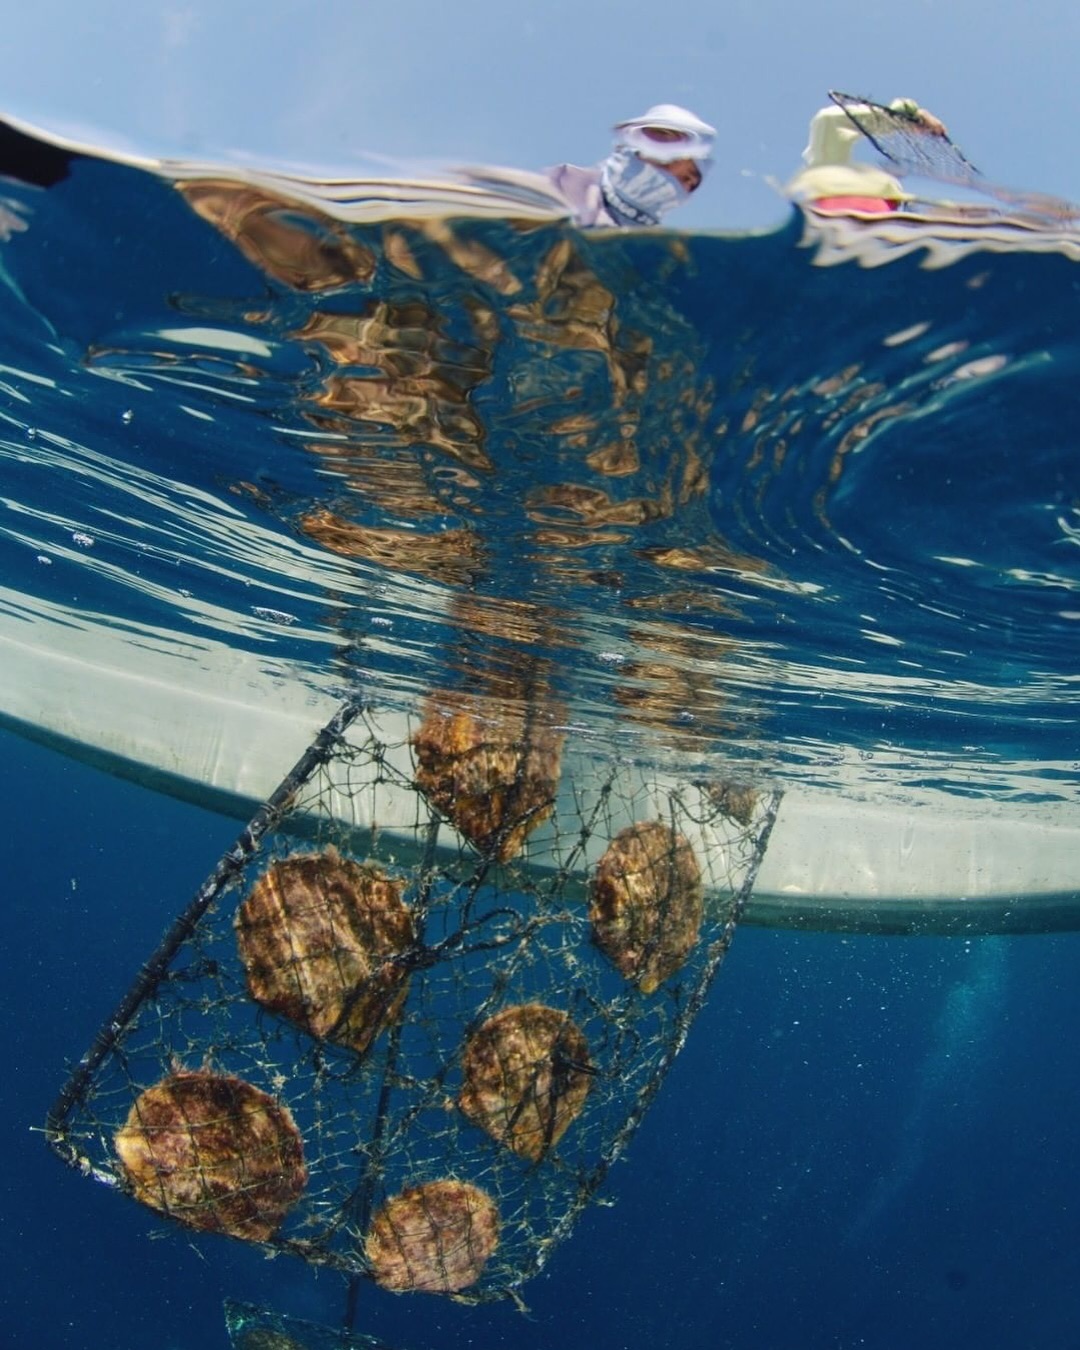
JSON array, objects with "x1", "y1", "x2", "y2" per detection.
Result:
[
  {"x1": 235, "y1": 849, "x2": 414, "y2": 1054},
  {"x1": 364, "y1": 1180, "x2": 500, "y2": 1293},
  {"x1": 590, "y1": 820, "x2": 704, "y2": 994},
  {"x1": 459, "y1": 1003, "x2": 592, "y2": 1161},
  {"x1": 707, "y1": 779, "x2": 759, "y2": 827},
  {"x1": 412, "y1": 695, "x2": 563, "y2": 861},
  {"x1": 114, "y1": 1071, "x2": 306, "y2": 1241}
]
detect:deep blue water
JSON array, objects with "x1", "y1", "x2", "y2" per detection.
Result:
[
  {"x1": 2, "y1": 123, "x2": 1080, "y2": 1348},
  {"x1": 7, "y1": 723, "x2": 1080, "y2": 1349}
]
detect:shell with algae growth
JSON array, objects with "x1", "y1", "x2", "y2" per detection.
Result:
[
  {"x1": 235, "y1": 848, "x2": 415, "y2": 1055},
  {"x1": 412, "y1": 694, "x2": 564, "y2": 862},
  {"x1": 365, "y1": 1179, "x2": 500, "y2": 1294},
  {"x1": 114, "y1": 1070, "x2": 306, "y2": 1241},
  {"x1": 590, "y1": 820, "x2": 704, "y2": 994},
  {"x1": 459, "y1": 1003, "x2": 592, "y2": 1161}
]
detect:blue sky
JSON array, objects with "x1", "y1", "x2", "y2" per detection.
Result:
[{"x1": 2, "y1": 0, "x2": 1077, "y2": 229}]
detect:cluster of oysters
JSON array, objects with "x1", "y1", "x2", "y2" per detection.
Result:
[{"x1": 114, "y1": 704, "x2": 705, "y2": 1295}]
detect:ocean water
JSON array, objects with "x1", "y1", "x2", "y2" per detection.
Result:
[
  {"x1": 7, "y1": 726, "x2": 1080, "y2": 1350},
  {"x1": 2, "y1": 122, "x2": 1079, "y2": 1348}
]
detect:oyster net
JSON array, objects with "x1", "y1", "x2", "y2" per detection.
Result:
[
  {"x1": 225, "y1": 1298, "x2": 398, "y2": 1349},
  {"x1": 46, "y1": 701, "x2": 779, "y2": 1302},
  {"x1": 828, "y1": 90, "x2": 1080, "y2": 225},
  {"x1": 828, "y1": 89, "x2": 982, "y2": 185}
]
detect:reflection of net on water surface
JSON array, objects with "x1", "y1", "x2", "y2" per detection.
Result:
[{"x1": 46, "y1": 700, "x2": 779, "y2": 1303}]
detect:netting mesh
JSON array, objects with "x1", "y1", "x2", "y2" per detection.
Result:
[
  {"x1": 46, "y1": 701, "x2": 779, "y2": 1303},
  {"x1": 829, "y1": 90, "x2": 982, "y2": 185},
  {"x1": 828, "y1": 90, "x2": 1080, "y2": 225},
  {"x1": 225, "y1": 1298, "x2": 397, "y2": 1349}
]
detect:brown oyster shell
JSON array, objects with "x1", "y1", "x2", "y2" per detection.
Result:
[
  {"x1": 590, "y1": 821, "x2": 704, "y2": 994},
  {"x1": 114, "y1": 1070, "x2": 306, "y2": 1241},
  {"x1": 233, "y1": 1333, "x2": 305, "y2": 1350},
  {"x1": 412, "y1": 694, "x2": 564, "y2": 862},
  {"x1": 364, "y1": 1180, "x2": 500, "y2": 1294},
  {"x1": 235, "y1": 849, "x2": 414, "y2": 1054},
  {"x1": 706, "y1": 779, "x2": 759, "y2": 827},
  {"x1": 459, "y1": 1003, "x2": 592, "y2": 1161}
]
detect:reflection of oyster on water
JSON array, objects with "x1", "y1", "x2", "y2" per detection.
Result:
[
  {"x1": 459, "y1": 1004, "x2": 592, "y2": 1161},
  {"x1": 364, "y1": 1180, "x2": 500, "y2": 1293},
  {"x1": 235, "y1": 849, "x2": 415, "y2": 1054},
  {"x1": 412, "y1": 693, "x2": 564, "y2": 861},
  {"x1": 114, "y1": 1071, "x2": 306, "y2": 1241},
  {"x1": 590, "y1": 821, "x2": 704, "y2": 994},
  {"x1": 177, "y1": 181, "x2": 377, "y2": 291},
  {"x1": 297, "y1": 509, "x2": 487, "y2": 585}
]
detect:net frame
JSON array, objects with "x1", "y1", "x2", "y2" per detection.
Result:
[
  {"x1": 45, "y1": 699, "x2": 780, "y2": 1304},
  {"x1": 827, "y1": 90, "x2": 1080, "y2": 225},
  {"x1": 224, "y1": 1298, "x2": 399, "y2": 1349},
  {"x1": 828, "y1": 90, "x2": 982, "y2": 184}
]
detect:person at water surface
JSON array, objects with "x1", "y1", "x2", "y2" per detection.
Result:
[{"x1": 546, "y1": 103, "x2": 716, "y2": 227}]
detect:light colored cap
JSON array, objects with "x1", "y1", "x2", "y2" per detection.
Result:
[
  {"x1": 611, "y1": 104, "x2": 716, "y2": 164},
  {"x1": 614, "y1": 104, "x2": 717, "y2": 138}
]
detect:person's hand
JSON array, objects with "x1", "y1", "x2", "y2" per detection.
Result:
[
  {"x1": 890, "y1": 98, "x2": 949, "y2": 138},
  {"x1": 914, "y1": 107, "x2": 948, "y2": 137}
]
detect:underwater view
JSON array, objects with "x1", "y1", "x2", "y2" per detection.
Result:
[{"x1": 1, "y1": 15, "x2": 1079, "y2": 1347}]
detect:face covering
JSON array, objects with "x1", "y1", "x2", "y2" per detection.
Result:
[{"x1": 599, "y1": 147, "x2": 689, "y2": 226}]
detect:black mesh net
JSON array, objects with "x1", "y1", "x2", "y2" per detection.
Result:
[
  {"x1": 828, "y1": 90, "x2": 982, "y2": 185},
  {"x1": 46, "y1": 699, "x2": 779, "y2": 1304},
  {"x1": 827, "y1": 91, "x2": 1080, "y2": 226}
]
